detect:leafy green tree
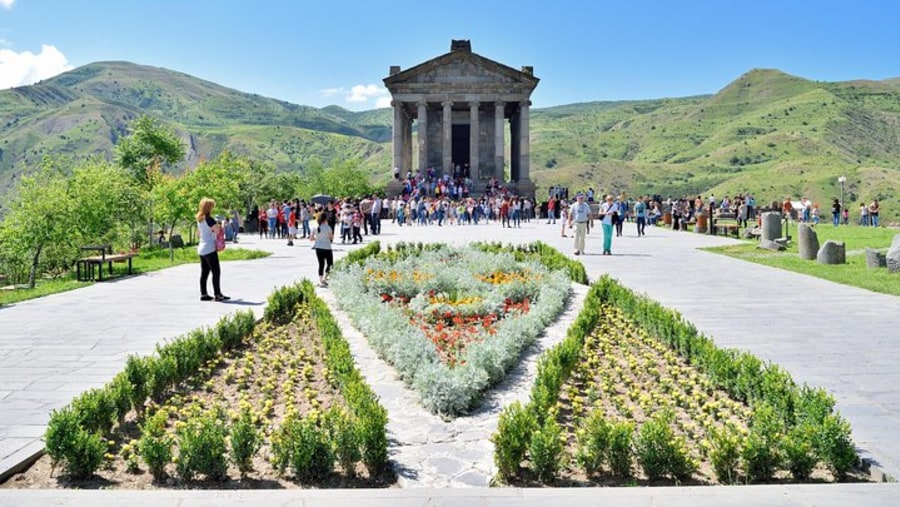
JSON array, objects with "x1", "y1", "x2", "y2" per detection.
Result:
[
  {"x1": 115, "y1": 116, "x2": 185, "y2": 187},
  {"x1": 0, "y1": 162, "x2": 74, "y2": 287}
]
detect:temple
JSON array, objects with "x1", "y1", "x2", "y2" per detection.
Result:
[{"x1": 383, "y1": 40, "x2": 539, "y2": 196}]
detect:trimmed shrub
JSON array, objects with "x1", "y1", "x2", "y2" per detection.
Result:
[
  {"x1": 575, "y1": 409, "x2": 612, "y2": 476},
  {"x1": 608, "y1": 421, "x2": 634, "y2": 477},
  {"x1": 176, "y1": 412, "x2": 228, "y2": 481},
  {"x1": 324, "y1": 406, "x2": 361, "y2": 477},
  {"x1": 816, "y1": 414, "x2": 856, "y2": 479},
  {"x1": 492, "y1": 401, "x2": 536, "y2": 482},
  {"x1": 710, "y1": 426, "x2": 742, "y2": 484},
  {"x1": 783, "y1": 424, "x2": 817, "y2": 480},
  {"x1": 634, "y1": 413, "x2": 695, "y2": 481},
  {"x1": 229, "y1": 408, "x2": 262, "y2": 478},
  {"x1": 529, "y1": 417, "x2": 565, "y2": 483},
  {"x1": 138, "y1": 409, "x2": 173, "y2": 481},
  {"x1": 271, "y1": 414, "x2": 335, "y2": 482}
]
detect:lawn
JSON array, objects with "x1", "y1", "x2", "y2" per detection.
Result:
[
  {"x1": 704, "y1": 224, "x2": 899, "y2": 296},
  {"x1": 0, "y1": 246, "x2": 270, "y2": 306}
]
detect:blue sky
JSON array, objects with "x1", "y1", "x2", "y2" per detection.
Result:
[{"x1": 1, "y1": 0, "x2": 898, "y2": 111}]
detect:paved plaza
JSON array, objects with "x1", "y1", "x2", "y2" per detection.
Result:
[{"x1": 1, "y1": 219, "x2": 899, "y2": 505}]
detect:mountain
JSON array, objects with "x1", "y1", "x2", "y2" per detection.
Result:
[{"x1": 1, "y1": 63, "x2": 898, "y2": 221}]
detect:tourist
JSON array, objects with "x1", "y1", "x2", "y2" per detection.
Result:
[
  {"x1": 310, "y1": 212, "x2": 334, "y2": 288},
  {"x1": 868, "y1": 199, "x2": 880, "y2": 227},
  {"x1": 546, "y1": 196, "x2": 557, "y2": 224},
  {"x1": 614, "y1": 195, "x2": 625, "y2": 237},
  {"x1": 196, "y1": 197, "x2": 229, "y2": 302},
  {"x1": 831, "y1": 199, "x2": 841, "y2": 227},
  {"x1": 811, "y1": 203, "x2": 820, "y2": 226},
  {"x1": 351, "y1": 206, "x2": 363, "y2": 244},
  {"x1": 266, "y1": 202, "x2": 278, "y2": 238},
  {"x1": 230, "y1": 210, "x2": 240, "y2": 243},
  {"x1": 599, "y1": 194, "x2": 616, "y2": 255},
  {"x1": 300, "y1": 202, "x2": 311, "y2": 239},
  {"x1": 371, "y1": 195, "x2": 383, "y2": 235},
  {"x1": 560, "y1": 202, "x2": 569, "y2": 237},
  {"x1": 286, "y1": 203, "x2": 296, "y2": 246},
  {"x1": 258, "y1": 205, "x2": 268, "y2": 238},
  {"x1": 842, "y1": 207, "x2": 849, "y2": 225},
  {"x1": 568, "y1": 193, "x2": 592, "y2": 255},
  {"x1": 634, "y1": 196, "x2": 646, "y2": 237},
  {"x1": 859, "y1": 202, "x2": 869, "y2": 226}
]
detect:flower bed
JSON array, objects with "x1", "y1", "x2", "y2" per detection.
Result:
[
  {"x1": 492, "y1": 275, "x2": 866, "y2": 485},
  {"x1": 5, "y1": 281, "x2": 391, "y2": 488},
  {"x1": 330, "y1": 243, "x2": 573, "y2": 417}
]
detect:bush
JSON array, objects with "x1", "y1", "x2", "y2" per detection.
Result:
[
  {"x1": 70, "y1": 387, "x2": 117, "y2": 435},
  {"x1": 528, "y1": 417, "x2": 565, "y2": 483},
  {"x1": 492, "y1": 401, "x2": 536, "y2": 482},
  {"x1": 741, "y1": 405, "x2": 783, "y2": 482},
  {"x1": 229, "y1": 408, "x2": 262, "y2": 478},
  {"x1": 575, "y1": 409, "x2": 612, "y2": 476},
  {"x1": 783, "y1": 425, "x2": 817, "y2": 480},
  {"x1": 815, "y1": 414, "x2": 856, "y2": 479},
  {"x1": 709, "y1": 426, "x2": 741, "y2": 484},
  {"x1": 44, "y1": 407, "x2": 107, "y2": 478},
  {"x1": 139, "y1": 409, "x2": 173, "y2": 481},
  {"x1": 124, "y1": 354, "x2": 151, "y2": 415},
  {"x1": 271, "y1": 414, "x2": 335, "y2": 482},
  {"x1": 176, "y1": 413, "x2": 228, "y2": 481},
  {"x1": 324, "y1": 407, "x2": 361, "y2": 477},
  {"x1": 634, "y1": 413, "x2": 695, "y2": 482},
  {"x1": 608, "y1": 421, "x2": 634, "y2": 477}
]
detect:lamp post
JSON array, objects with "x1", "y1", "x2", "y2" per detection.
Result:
[{"x1": 838, "y1": 175, "x2": 846, "y2": 212}]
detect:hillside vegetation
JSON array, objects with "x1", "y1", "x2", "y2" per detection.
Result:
[{"x1": 1, "y1": 62, "x2": 898, "y2": 221}]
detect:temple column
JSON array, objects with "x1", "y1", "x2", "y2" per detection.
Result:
[
  {"x1": 442, "y1": 100, "x2": 453, "y2": 176},
  {"x1": 494, "y1": 101, "x2": 505, "y2": 181},
  {"x1": 417, "y1": 100, "x2": 428, "y2": 173},
  {"x1": 518, "y1": 100, "x2": 531, "y2": 182},
  {"x1": 403, "y1": 115, "x2": 412, "y2": 174},
  {"x1": 469, "y1": 101, "x2": 480, "y2": 180},
  {"x1": 391, "y1": 100, "x2": 403, "y2": 176}
]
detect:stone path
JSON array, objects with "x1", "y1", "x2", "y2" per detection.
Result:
[{"x1": 2, "y1": 219, "x2": 900, "y2": 505}]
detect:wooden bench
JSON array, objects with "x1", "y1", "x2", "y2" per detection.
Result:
[
  {"x1": 76, "y1": 245, "x2": 137, "y2": 281},
  {"x1": 712, "y1": 223, "x2": 740, "y2": 237}
]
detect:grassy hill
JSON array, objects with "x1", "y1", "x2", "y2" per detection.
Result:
[{"x1": 1, "y1": 63, "x2": 898, "y2": 221}]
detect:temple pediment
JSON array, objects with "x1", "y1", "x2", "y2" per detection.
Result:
[{"x1": 384, "y1": 42, "x2": 539, "y2": 94}]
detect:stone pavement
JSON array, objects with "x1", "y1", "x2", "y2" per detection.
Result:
[{"x1": 2, "y1": 218, "x2": 900, "y2": 505}]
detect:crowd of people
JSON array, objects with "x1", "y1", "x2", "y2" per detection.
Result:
[{"x1": 195, "y1": 184, "x2": 886, "y2": 301}]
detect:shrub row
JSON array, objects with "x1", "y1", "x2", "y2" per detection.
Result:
[
  {"x1": 45, "y1": 311, "x2": 255, "y2": 478},
  {"x1": 44, "y1": 279, "x2": 389, "y2": 480},
  {"x1": 492, "y1": 275, "x2": 859, "y2": 484}
]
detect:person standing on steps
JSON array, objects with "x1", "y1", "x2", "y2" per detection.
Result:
[
  {"x1": 599, "y1": 194, "x2": 616, "y2": 255},
  {"x1": 310, "y1": 212, "x2": 334, "y2": 287},
  {"x1": 196, "y1": 197, "x2": 230, "y2": 302},
  {"x1": 568, "y1": 192, "x2": 592, "y2": 255}
]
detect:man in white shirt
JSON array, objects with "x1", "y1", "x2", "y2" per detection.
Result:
[{"x1": 567, "y1": 193, "x2": 592, "y2": 255}]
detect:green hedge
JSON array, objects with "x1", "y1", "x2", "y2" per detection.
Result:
[{"x1": 473, "y1": 241, "x2": 589, "y2": 285}]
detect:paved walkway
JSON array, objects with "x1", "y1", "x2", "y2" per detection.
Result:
[{"x1": 1, "y1": 219, "x2": 899, "y2": 505}]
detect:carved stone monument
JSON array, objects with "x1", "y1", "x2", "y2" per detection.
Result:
[
  {"x1": 797, "y1": 224, "x2": 819, "y2": 261},
  {"x1": 383, "y1": 40, "x2": 539, "y2": 196},
  {"x1": 817, "y1": 240, "x2": 846, "y2": 265},
  {"x1": 887, "y1": 234, "x2": 900, "y2": 273},
  {"x1": 760, "y1": 212, "x2": 782, "y2": 242}
]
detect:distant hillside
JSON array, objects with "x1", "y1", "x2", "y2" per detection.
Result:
[{"x1": 1, "y1": 63, "x2": 898, "y2": 221}]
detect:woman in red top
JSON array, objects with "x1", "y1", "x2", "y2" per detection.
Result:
[
  {"x1": 257, "y1": 206, "x2": 268, "y2": 238},
  {"x1": 287, "y1": 205, "x2": 297, "y2": 246}
]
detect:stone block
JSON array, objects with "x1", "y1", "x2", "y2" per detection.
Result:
[
  {"x1": 887, "y1": 244, "x2": 900, "y2": 273},
  {"x1": 169, "y1": 234, "x2": 184, "y2": 249},
  {"x1": 817, "y1": 240, "x2": 846, "y2": 265},
  {"x1": 865, "y1": 248, "x2": 887, "y2": 269},
  {"x1": 797, "y1": 224, "x2": 819, "y2": 260},
  {"x1": 759, "y1": 239, "x2": 785, "y2": 251},
  {"x1": 742, "y1": 227, "x2": 761, "y2": 239},
  {"x1": 760, "y1": 212, "x2": 782, "y2": 241}
]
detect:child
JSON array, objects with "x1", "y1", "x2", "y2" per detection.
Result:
[
  {"x1": 842, "y1": 207, "x2": 849, "y2": 226},
  {"x1": 351, "y1": 208, "x2": 363, "y2": 244},
  {"x1": 560, "y1": 203, "x2": 569, "y2": 237}
]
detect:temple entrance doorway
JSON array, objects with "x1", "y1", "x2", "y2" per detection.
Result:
[{"x1": 451, "y1": 124, "x2": 470, "y2": 173}]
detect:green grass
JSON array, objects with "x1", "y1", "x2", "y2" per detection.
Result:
[
  {"x1": 704, "y1": 224, "x2": 899, "y2": 296},
  {"x1": 0, "y1": 246, "x2": 269, "y2": 306}
]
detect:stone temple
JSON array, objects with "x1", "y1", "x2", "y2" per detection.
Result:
[{"x1": 383, "y1": 40, "x2": 539, "y2": 196}]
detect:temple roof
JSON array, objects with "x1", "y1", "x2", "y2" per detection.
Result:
[{"x1": 383, "y1": 40, "x2": 539, "y2": 96}]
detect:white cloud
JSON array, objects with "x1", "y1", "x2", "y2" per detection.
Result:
[
  {"x1": 0, "y1": 0, "x2": 15, "y2": 9},
  {"x1": 322, "y1": 83, "x2": 390, "y2": 107},
  {"x1": 0, "y1": 44, "x2": 72, "y2": 89},
  {"x1": 347, "y1": 84, "x2": 388, "y2": 103},
  {"x1": 375, "y1": 96, "x2": 392, "y2": 108}
]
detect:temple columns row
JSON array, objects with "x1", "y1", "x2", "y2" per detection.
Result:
[{"x1": 390, "y1": 99, "x2": 529, "y2": 185}]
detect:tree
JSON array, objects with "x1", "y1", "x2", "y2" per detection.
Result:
[
  {"x1": 0, "y1": 162, "x2": 74, "y2": 288},
  {"x1": 115, "y1": 116, "x2": 185, "y2": 187},
  {"x1": 115, "y1": 116, "x2": 186, "y2": 245}
]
